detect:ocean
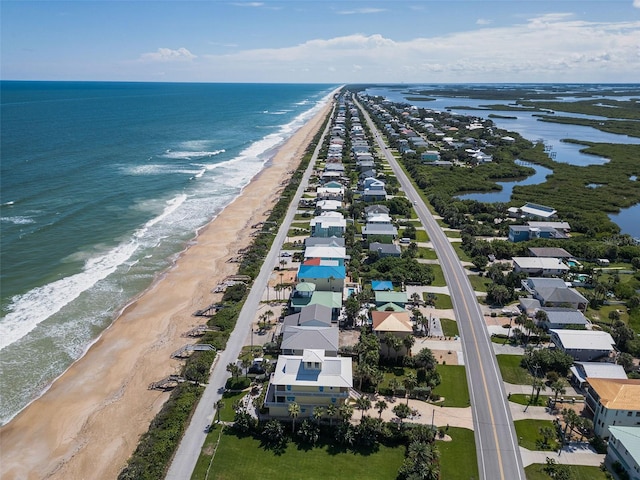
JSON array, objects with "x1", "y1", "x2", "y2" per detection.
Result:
[{"x1": 0, "y1": 81, "x2": 337, "y2": 425}]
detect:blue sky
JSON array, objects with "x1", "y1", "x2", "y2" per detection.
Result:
[{"x1": 2, "y1": 1, "x2": 639, "y2": 83}]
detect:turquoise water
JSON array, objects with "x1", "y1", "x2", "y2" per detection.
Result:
[{"x1": 0, "y1": 81, "x2": 336, "y2": 424}]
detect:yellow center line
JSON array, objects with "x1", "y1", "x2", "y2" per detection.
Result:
[{"x1": 442, "y1": 242, "x2": 506, "y2": 480}]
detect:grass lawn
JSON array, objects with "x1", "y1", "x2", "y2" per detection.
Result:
[
  {"x1": 525, "y1": 464, "x2": 611, "y2": 480},
  {"x1": 496, "y1": 354, "x2": 532, "y2": 385},
  {"x1": 430, "y1": 264, "x2": 447, "y2": 287},
  {"x1": 514, "y1": 419, "x2": 559, "y2": 451},
  {"x1": 439, "y1": 427, "x2": 479, "y2": 480},
  {"x1": 416, "y1": 247, "x2": 438, "y2": 260},
  {"x1": 218, "y1": 391, "x2": 247, "y2": 422},
  {"x1": 451, "y1": 243, "x2": 472, "y2": 263},
  {"x1": 414, "y1": 230, "x2": 430, "y2": 242},
  {"x1": 434, "y1": 294, "x2": 453, "y2": 310},
  {"x1": 432, "y1": 365, "x2": 470, "y2": 407},
  {"x1": 440, "y1": 318, "x2": 459, "y2": 337},
  {"x1": 508, "y1": 393, "x2": 549, "y2": 407},
  {"x1": 467, "y1": 274, "x2": 492, "y2": 293},
  {"x1": 192, "y1": 426, "x2": 405, "y2": 480},
  {"x1": 444, "y1": 230, "x2": 461, "y2": 238}
]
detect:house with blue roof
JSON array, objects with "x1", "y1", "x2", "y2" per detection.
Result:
[{"x1": 297, "y1": 264, "x2": 345, "y2": 292}]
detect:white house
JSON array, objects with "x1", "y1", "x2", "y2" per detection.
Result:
[
  {"x1": 512, "y1": 257, "x2": 570, "y2": 276},
  {"x1": 310, "y1": 212, "x2": 346, "y2": 238},
  {"x1": 263, "y1": 349, "x2": 353, "y2": 418},
  {"x1": 585, "y1": 378, "x2": 640, "y2": 439},
  {"x1": 550, "y1": 329, "x2": 616, "y2": 362}
]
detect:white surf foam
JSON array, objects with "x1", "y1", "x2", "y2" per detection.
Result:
[
  {"x1": 162, "y1": 149, "x2": 225, "y2": 160},
  {"x1": 0, "y1": 216, "x2": 35, "y2": 225},
  {"x1": 0, "y1": 194, "x2": 188, "y2": 351}
]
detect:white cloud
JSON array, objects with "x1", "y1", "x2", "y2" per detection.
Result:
[
  {"x1": 476, "y1": 18, "x2": 491, "y2": 25},
  {"x1": 182, "y1": 14, "x2": 640, "y2": 82},
  {"x1": 230, "y1": 2, "x2": 264, "y2": 7},
  {"x1": 337, "y1": 8, "x2": 386, "y2": 15},
  {"x1": 140, "y1": 48, "x2": 196, "y2": 62},
  {"x1": 634, "y1": 0, "x2": 640, "y2": 8}
]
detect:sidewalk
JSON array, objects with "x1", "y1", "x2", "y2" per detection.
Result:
[
  {"x1": 360, "y1": 394, "x2": 474, "y2": 430},
  {"x1": 520, "y1": 444, "x2": 604, "y2": 467}
]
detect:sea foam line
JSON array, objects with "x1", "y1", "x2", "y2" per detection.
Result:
[{"x1": 0, "y1": 194, "x2": 188, "y2": 351}]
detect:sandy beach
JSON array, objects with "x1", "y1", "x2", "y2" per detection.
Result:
[{"x1": 0, "y1": 97, "x2": 334, "y2": 480}]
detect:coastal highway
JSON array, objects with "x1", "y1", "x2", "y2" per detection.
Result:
[
  {"x1": 359, "y1": 99, "x2": 526, "y2": 480},
  {"x1": 166, "y1": 104, "x2": 334, "y2": 480}
]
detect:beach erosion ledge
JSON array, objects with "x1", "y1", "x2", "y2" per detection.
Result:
[{"x1": 0, "y1": 94, "x2": 336, "y2": 480}]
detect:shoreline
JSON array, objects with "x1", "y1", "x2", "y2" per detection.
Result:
[{"x1": 0, "y1": 94, "x2": 334, "y2": 480}]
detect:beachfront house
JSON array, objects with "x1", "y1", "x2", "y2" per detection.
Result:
[
  {"x1": 304, "y1": 236, "x2": 345, "y2": 248},
  {"x1": 263, "y1": 349, "x2": 353, "y2": 418},
  {"x1": 585, "y1": 378, "x2": 640, "y2": 439},
  {"x1": 297, "y1": 264, "x2": 345, "y2": 292},
  {"x1": 310, "y1": 212, "x2": 346, "y2": 238},
  {"x1": 303, "y1": 245, "x2": 348, "y2": 264},
  {"x1": 283, "y1": 304, "x2": 332, "y2": 328},
  {"x1": 280, "y1": 326, "x2": 339, "y2": 357}
]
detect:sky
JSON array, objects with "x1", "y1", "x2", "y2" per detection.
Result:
[{"x1": 1, "y1": 0, "x2": 639, "y2": 83}]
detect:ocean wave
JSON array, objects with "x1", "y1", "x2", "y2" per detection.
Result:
[
  {"x1": 123, "y1": 164, "x2": 206, "y2": 176},
  {"x1": 162, "y1": 149, "x2": 225, "y2": 160},
  {"x1": 0, "y1": 194, "x2": 189, "y2": 351},
  {"x1": 0, "y1": 216, "x2": 36, "y2": 225}
]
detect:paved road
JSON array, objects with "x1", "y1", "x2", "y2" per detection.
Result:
[
  {"x1": 360, "y1": 100, "x2": 526, "y2": 480},
  {"x1": 165, "y1": 105, "x2": 333, "y2": 479}
]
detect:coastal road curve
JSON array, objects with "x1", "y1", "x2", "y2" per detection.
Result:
[
  {"x1": 165, "y1": 102, "x2": 334, "y2": 480},
  {"x1": 358, "y1": 97, "x2": 526, "y2": 480}
]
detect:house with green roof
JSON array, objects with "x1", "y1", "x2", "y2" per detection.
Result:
[
  {"x1": 374, "y1": 290, "x2": 408, "y2": 309},
  {"x1": 606, "y1": 426, "x2": 640, "y2": 480}
]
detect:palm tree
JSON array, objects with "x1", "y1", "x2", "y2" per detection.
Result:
[
  {"x1": 410, "y1": 292, "x2": 421, "y2": 307},
  {"x1": 356, "y1": 395, "x2": 372, "y2": 419},
  {"x1": 313, "y1": 406, "x2": 324, "y2": 425},
  {"x1": 550, "y1": 379, "x2": 567, "y2": 404},
  {"x1": 215, "y1": 399, "x2": 225, "y2": 423},
  {"x1": 532, "y1": 377, "x2": 546, "y2": 403},
  {"x1": 264, "y1": 309, "x2": 274, "y2": 326},
  {"x1": 226, "y1": 362, "x2": 240, "y2": 381},
  {"x1": 403, "y1": 372, "x2": 418, "y2": 404},
  {"x1": 326, "y1": 403, "x2": 338, "y2": 427},
  {"x1": 375, "y1": 399, "x2": 388, "y2": 419},
  {"x1": 382, "y1": 332, "x2": 396, "y2": 359},
  {"x1": 241, "y1": 358, "x2": 252, "y2": 378},
  {"x1": 288, "y1": 402, "x2": 300, "y2": 434},
  {"x1": 402, "y1": 335, "x2": 415, "y2": 358},
  {"x1": 390, "y1": 336, "x2": 403, "y2": 363},
  {"x1": 389, "y1": 378, "x2": 401, "y2": 397},
  {"x1": 338, "y1": 403, "x2": 354, "y2": 424}
]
